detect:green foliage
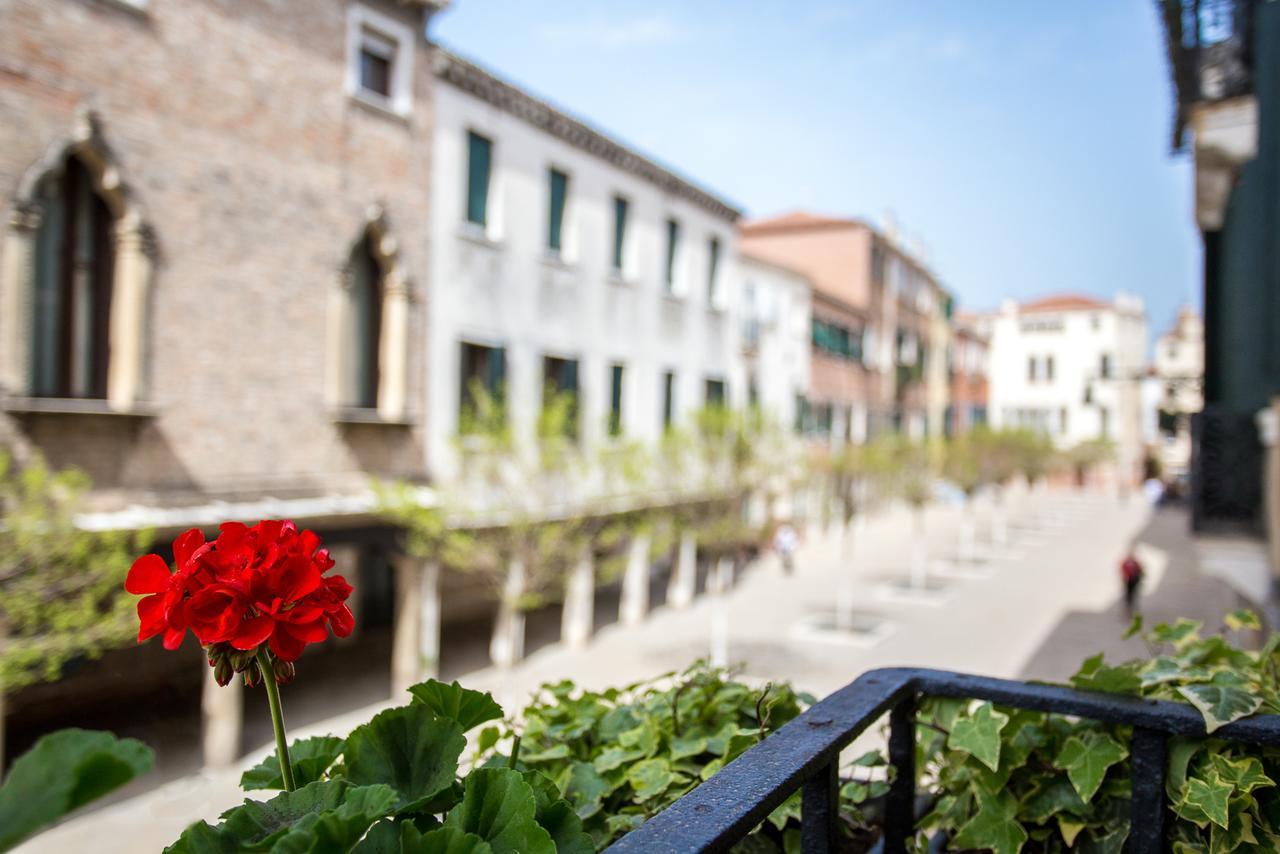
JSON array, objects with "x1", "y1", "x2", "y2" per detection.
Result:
[
  {"x1": 168, "y1": 680, "x2": 584, "y2": 854},
  {"x1": 0, "y1": 451, "x2": 154, "y2": 690},
  {"x1": 0, "y1": 728, "x2": 154, "y2": 851},
  {"x1": 864, "y1": 435, "x2": 932, "y2": 508},
  {"x1": 914, "y1": 613, "x2": 1280, "y2": 851},
  {"x1": 472, "y1": 662, "x2": 877, "y2": 850}
]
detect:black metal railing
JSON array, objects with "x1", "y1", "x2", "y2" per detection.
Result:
[{"x1": 607, "y1": 667, "x2": 1280, "y2": 853}]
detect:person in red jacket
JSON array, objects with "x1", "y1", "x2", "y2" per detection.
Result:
[{"x1": 1120, "y1": 552, "x2": 1144, "y2": 616}]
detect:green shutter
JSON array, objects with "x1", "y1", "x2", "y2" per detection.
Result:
[
  {"x1": 466, "y1": 132, "x2": 491, "y2": 227},
  {"x1": 609, "y1": 364, "x2": 624, "y2": 436},
  {"x1": 707, "y1": 237, "x2": 720, "y2": 303},
  {"x1": 548, "y1": 169, "x2": 568, "y2": 252},
  {"x1": 612, "y1": 196, "x2": 628, "y2": 271}
]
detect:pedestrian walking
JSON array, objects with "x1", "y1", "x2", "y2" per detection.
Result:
[
  {"x1": 773, "y1": 522, "x2": 798, "y2": 575},
  {"x1": 1120, "y1": 551, "x2": 1144, "y2": 616}
]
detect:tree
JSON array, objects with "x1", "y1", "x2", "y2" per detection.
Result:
[{"x1": 868, "y1": 435, "x2": 933, "y2": 590}]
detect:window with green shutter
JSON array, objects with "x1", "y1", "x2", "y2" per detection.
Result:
[
  {"x1": 662, "y1": 370, "x2": 675, "y2": 429},
  {"x1": 465, "y1": 131, "x2": 492, "y2": 227},
  {"x1": 612, "y1": 196, "x2": 628, "y2": 272},
  {"x1": 547, "y1": 168, "x2": 568, "y2": 252},
  {"x1": 609, "y1": 363, "x2": 624, "y2": 436},
  {"x1": 707, "y1": 237, "x2": 720, "y2": 305},
  {"x1": 664, "y1": 218, "x2": 679, "y2": 291}
]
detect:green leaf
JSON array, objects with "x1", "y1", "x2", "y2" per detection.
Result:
[
  {"x1": 408, "y1": 680, "x2": 504, "y2": 732},
  {"x1": 1070, "y1": 654, "x2": 1142, "y2": 695},
  {"x1": 625, "y1": 758, "x2": 675, "y2": 802},
  {"x1": 1150, "y1": 618, "x2": 1203, "y2": 648},
  {"x1": 240, "y1": 736, "x2": 345, "y2": 790},
  {"x1": 562, "y1": 762, "x2": 610, "y2": 818},
  {"x1": 345, "y1": 705, "x2": 466, "y2": 812},
  {"x1": 951, "y1": 787, "x2": 1027, "y2": 854},
  {"x1": 947, "y1": 702, "x2": 1009, "y2": 772},
  {"x1": 265, "y1": 784, "x2": 400, "y2": 852},
  {"x1": 353, "y1": 822, "x2": 494, "y2": 854},
  {"x1": 668, "y1": 735, "x2": 709, "y2": 761},
  {"x1": 1053, "y1": 731, "x2": 1128, "y2": 802},
  {"x1": 1209, "y1": 753, "x2": 1275, "y2": 793},
  {"x1": 766, "y1": 791, "x2": 802, "y2": 831},
  {"x1": 0, "y1": 728, "x2": 154, "y2": 851},
  {"x1": 1183, "y1": 772, "x2": 1232, "y2": 829},
  {"x1": 1057, "y1": 815, "x2": 1086, "y2": 847},
  {"x1": 418, "y1": 827, "x2": 498, "y2": 854},
  {"x1": 1177, "y1": 671, "x2": 1263, "y2": 733},
  {"x1": 1123, "y1": 613, "x2": 1144, "y2": 639},
  {"x1": 1020, "y1": 777, "x2": 1086, "y2": 823},
  {"x1": 444, "y1": 768, "x2": 555, "y2": 854},
  {"x1": 521, "y1": 744, "x2": 572, "y2": 763},
  {"x1": 1225, "y1": 609, "x2": 1261, "y2": 631},
  {"x1": 212, "y1": 780, "x2": 350, "y2": 850},
  {"x1": 528, "y1": 780, "x2": 594, "y2": 854}
]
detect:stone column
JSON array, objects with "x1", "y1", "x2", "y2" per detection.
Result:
[
  {"x1": 378, "y1": 274, "x2": 410, "y2": 421},
  {"x1": 0, "y1": 204, "x2": 40, "y2": 395},
  {"x1": 708, "y1": 557, "x2": 733, "y2": 668},
  {"x1": 490, "y1": 558, "x2": 526, "y2": 668},
  {"x1": 619, "y1": 533, "x2": 651, "y2": 626},
  {"x1": 561, "y1": 549, "x2": 594, "y2": 649},
  {"x1": 1258, "y1": 399, "x2": 1280, "y2": 580},
  {"x1": 107, "y1": 219, "x2": 154, "y2": 411},
  {"x1": 668, "y1": 531, "x2": 697, "y2": 608},
  {"x1": 391, "y1": 557, "x2": 419, "y2": 696},
  {"x1": 201, "y1": 663, "x2": 243, "y2": 768}
]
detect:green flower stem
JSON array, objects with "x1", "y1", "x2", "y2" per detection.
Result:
[{"x1": 256, "y1": 648, "x2": 295, "y2": 792}]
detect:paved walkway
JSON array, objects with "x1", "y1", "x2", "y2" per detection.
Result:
[{"x1": 23, "y1": 487, "x2": 1228, "y2": 853}]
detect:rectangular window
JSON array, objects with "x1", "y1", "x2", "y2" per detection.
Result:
[
  {"x1": 664, "y1": 218, "x2": 680, "y2": 292},
  {"x1": 1099, "y1": 407, "x2": 1111, "y2": 438},
  {"x1": 707, "y1": 237, "x2": 721, "y2": 306},
  {"x1": 1060, "y1": 407, "x2": 1069, "y2": 434},
  {"x1": 547, "y1": 168, "x2": 568, "y2": 253},
  {"x1": 662, "y1": 370, "x2": 675, "y2": 429},
  {"x1": 609, "y1": 363, "x2": 624, "y2": 437},
  {"x1": 705, "y1": 378, "x2": 726, "y2": 408},
  {"x1": 1027, "y1": 356, "x2": 1037, "y2": 382},
  {"x1": 459, "y1": 342, "x2": 505, "y2": 432},
  {"x1": 611, "y1": 195, "x2": 628, "y2": 272},
  {"x1": 542, "y1": 355, "x2": 580, "y2": 438},
  {"x1": 358, "y1": 29, "x2": 394, "y2": 97},
  {"x1": 466, "y1": 131, "x2": 492, "y2": 228},
  {"x1": 1045, "y1": 355, "x2": 1055, "y2": 382},
  {"x1": 1099, "y1": 353, "x2": 1112, "y2": 379}
]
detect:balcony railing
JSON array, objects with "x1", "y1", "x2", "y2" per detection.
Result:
[
  {"x1": 608, "y1": 666, "x2": 1280, "y2": 853},
  {"x1": 1159, "y1": 0, "x2": 1258, "y2": 147}
]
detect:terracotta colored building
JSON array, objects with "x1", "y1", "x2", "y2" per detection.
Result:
[{"x1": 948, "y1": 313, "x2": 989, "y2": 435}]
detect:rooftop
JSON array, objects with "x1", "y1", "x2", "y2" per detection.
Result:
[
  {"x1": 1018, "y1": 293, "x2": 1112, "y2": 314},
  {"x1": 738, "y1": 211, "x2": 867, "y2": 233}
]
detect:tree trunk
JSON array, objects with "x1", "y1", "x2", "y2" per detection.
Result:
[
  {"x1": 392, "y1": 557, "x2": 441, "y2": 695},
  {"x1": 201, "y1": 662, "x2": 243, "y2": 768},
  {"x1": 910, "y1": 506, "x2": 928, "y2": 590},
  {"x1": 709, "y1": 557, "x2": 732, "y2": 668},
  {"x1": 668, "y1": 531, "x2": 697, "y2": 608},
  {"x1": 836, "y1": 513, "x2": 858, "y2": 631},
  {"x1": 561, "y1": 549, "x2": 595, "y2": 649},
  {"x1": 490, "y1": 558, "x2": 526, "y2": 668},
  {"x1": 959, "y1": 496, "x2": 976, "y2": 563},
  {"x1": 619, "y1": 533, "x2": 652, "y2": 626}
]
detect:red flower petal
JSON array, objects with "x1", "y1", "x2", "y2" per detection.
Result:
[
  {"x1": 268, "y1": 626, "x2": 307, "y2": 662},
  {"x1": 229, "y1": 615, "x2": 275, "y2": 650},
  {"x1": 162, "y1": 626, "x2": 187, "y2": 650},
  {"x1": 137, "y1": 594, "x2": 166, "y2": 642},
  {"x1": 125, "y1": 554, "x2": 171, "y2": 595},
  {"x1": 172, "y1": 528, "x2": 206, "y2": 568},
  {"x1": 329, "y1": 604, "x2": 355, "y2": 638},
  {"x1": 283, "y1": 619, "x2": 328, "y2": 644}
]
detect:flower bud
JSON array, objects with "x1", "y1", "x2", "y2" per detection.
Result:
[
  {"x1": 273, "y1": 658, "x2": 296, "y2": 685},
  {"x1": 243, "y1": 661, "x2": 262, "y2": 688},
  {"x1": 213, "y1": 657, "x2": 234, "y2": 687}
]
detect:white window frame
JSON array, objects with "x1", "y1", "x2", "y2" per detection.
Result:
[{"x1": 346, "y1": 4, "x2": 415, "y2": 117}]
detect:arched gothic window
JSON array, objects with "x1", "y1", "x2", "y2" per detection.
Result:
[{"x1": 342, "y1": 231, "x2": 384, "y2": 410}]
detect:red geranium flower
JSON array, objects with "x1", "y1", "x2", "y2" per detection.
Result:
[{"x1": 124, "y1": 520, "x2": 355, "y2": 681}]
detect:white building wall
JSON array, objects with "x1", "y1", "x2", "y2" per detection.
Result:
[
  {"x1": 986, "y1": 295, "x2": 1149, "y2": 480},
  {"x1": 427, "y1": 78, "x2": 745, "y2": 481},
  {"x1": 739, "y1": 257, "x2": 812, "y2": 431}
]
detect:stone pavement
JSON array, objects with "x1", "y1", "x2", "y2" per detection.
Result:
[{"x1": 22, "y1": 487, "x2": 1238, "y2": 853}]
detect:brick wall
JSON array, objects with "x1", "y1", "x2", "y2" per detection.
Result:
[{"x1": 0, "y1": 0, "x2": 435, "y2": 506}]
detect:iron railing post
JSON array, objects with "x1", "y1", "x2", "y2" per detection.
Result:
[
  {"x1": 883, "y1": 693, "x2": 918, "y2": 853},
  {"x1": 800, "y1": 760, "x2": 838, "y2": 853},
  {"x1": 1129, "y1": 727, "x2": 1168, "y2": 853}
]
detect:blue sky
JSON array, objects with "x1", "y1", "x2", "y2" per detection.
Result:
[{"x1": 432, "y1": 1, "x2": 1201, "y2": 335}]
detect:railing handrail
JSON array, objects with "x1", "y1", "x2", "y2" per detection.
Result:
[{"x1": 607, "y1": 666, "x2": 1280, "y2": 853}]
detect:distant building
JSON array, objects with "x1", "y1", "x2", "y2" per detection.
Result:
[
  {"x1": 948, "y1": 314, "x2": 989, "y2": 436},
  {"x1": 427, "y1": 49, "x2": 745, "y2": 481},
  {"x1": 1152, "y1": 308, "x2": 1204, "y2": 480},
  {"x1": 980, "y1": 293, "x2": 1149, "y2": 483},
  {"x1": 1156, "y1": 0, "x2": 1278, "y2": 532},
  {"x1": 738, "y1": 212, "x2": 951, "y2": 443},
  {"x1": 738, "y1": 256, "x2": 812, "y2": 433}
]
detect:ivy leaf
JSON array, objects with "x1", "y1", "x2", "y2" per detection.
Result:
[
  {"x1": 240, "y1": 736, "x2": 345, "y2": 790},
  {"x1": 1020, "y1": 777, "x2": 1086, "y2": 823},
  {"x1": 1182, "y1": 772, "x2": 1232, "y2": 829},
  {"x1": 345, "y1": 705, "x2": 466, "y2": 812},
  {"x1": 947, "y1": 702, "x2": 1009, "y2": 772},
  {"x1": 668, "y1": 735, "x2": 709, "y2": 761},
  {"x1": 1123, "y1": 613, "x2": 1144, "y2": 639},
  {"x1": 0, "y1": 728, "x2": 154, "y2": 851},
  {"x1": 766, "y1": 791, "x2": 802, "y2": 831},
  {"x1": 444, "y1": 768, "x2": 556, "y2": 854},
  {"x1": 1070, "y1": 654, "x2": 1142, "y2": 695},
  {"x1": 1210, "y1": 753, "x2": 1275, "y2": 793},
  {"x1": 1140, "y1": 657, "x2": 1214, "y2": 689},
  {"x1": 626, "y1": 758, "x2": 675, "y2": 802},
  {"x1": 1053, "y1": 732, "x2": 1128, "y2": 802},
  {"x1": 1057, "y1": 815, "x2": 1086, "y2": 847},
  {"x1": 1226, "y1": 609, "x2": 1262, "y2": 631},
  {"x1": 1177, "y1": 671, "x2": 1263, "y2": 733},
  {"x1": 521, "y1": 744, "x2": 572, "y2": 764},
  {"x1": 408, "y1": 680, "x2": 504, "y2": 732},
  {"x1": 950, "y1": 787, "x2": 1027, "y2": 854},
  {"x1": 1150, "y1": 618, "x2": 1203, "y2": 648}
]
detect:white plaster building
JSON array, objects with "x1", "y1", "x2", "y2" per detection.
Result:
[
  {"x1": 738, "y1": 255, "x2": 812, "y2": 432},
  {"x1": 981, "y1": 293, "x2": 1149, "y2": 483},
  {"x1": 426, "y1": 49, "x2": 746, "y2": 482},
  {"x1": 1152, "y1": 307, "x2": 1204, "y2": 479}
]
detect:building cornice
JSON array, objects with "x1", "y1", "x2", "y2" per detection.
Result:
[{"x1": 433, "y1": 47, "x2": 742, "y2": 222}]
